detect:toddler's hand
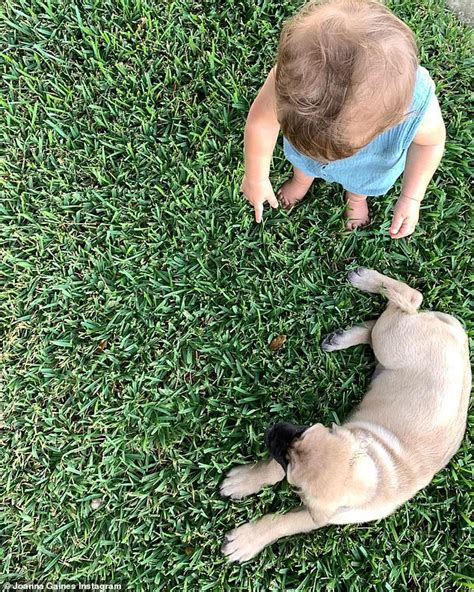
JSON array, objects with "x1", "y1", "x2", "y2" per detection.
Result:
[
  {"x1": 240, "y1": 176, "x2": 279, "y2": 223},
  {"x1": 389, "y1": 195, "x2": 421, "y2": 239}
]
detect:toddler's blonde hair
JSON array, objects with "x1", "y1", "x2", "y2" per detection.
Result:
[{"x1": 275, "y1": 0, "x2": 418, "y2": 162}]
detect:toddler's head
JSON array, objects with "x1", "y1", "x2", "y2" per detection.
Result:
[{"x1": 275, "y1": 0, "x2": 418, "y2": 162}]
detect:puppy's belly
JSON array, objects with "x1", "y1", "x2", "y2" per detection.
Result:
[{"x1": 329, "y1": 504, "x2": 397, "y2": 525}]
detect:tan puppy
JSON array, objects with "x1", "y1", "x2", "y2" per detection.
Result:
[{"x1": 221, "y1": 268, "x2": 471, "y2": 562}]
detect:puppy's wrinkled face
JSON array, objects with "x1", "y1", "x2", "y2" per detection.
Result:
[
  {"x1": 267, "y1": 423, "x2": 355, "y2": 509},
  {"x1": 286, "y1": 424, "x2": 339, "y2": 483}
]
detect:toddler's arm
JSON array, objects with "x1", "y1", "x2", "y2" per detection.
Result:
[
  {"x1": 390, "y1": 95, "x2": 446, "y2": 239},
  {"x1": 241, "y1": 68, "x2": 281, "y2": 222}
]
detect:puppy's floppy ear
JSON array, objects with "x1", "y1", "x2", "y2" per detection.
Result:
[{"x1": 265, "y1": 422, "x2": 308, "y2": 472}]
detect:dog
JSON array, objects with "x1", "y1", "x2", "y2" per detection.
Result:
[{"x1": 221, "y1": 268, "x2": 470, "y2": 562}]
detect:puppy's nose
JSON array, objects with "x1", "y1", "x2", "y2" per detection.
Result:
[{"x1": 265, "y1": 422, "x2": 308, "y2": 471}]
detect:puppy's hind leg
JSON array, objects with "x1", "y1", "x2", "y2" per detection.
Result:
[
  {"x1": 220, "y1": 458, "x2": 285, "y2": 500},
  {"x1": 322, "y1": 320, "x2": 376, "y2": 352},
  {"x1": 348, "y1": 268, "x2": 422, "y2": 314}
]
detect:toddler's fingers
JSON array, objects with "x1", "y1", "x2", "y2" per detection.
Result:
[
  {"x1": 391, "y1": 219, "x2": 413, "y2": 239},
  {"x1": 389, "y1": 212, "x2": 405, "y2": 236},
  {"x1": 268, "y1": 194, "x2": 279, "y2": 209},
  {"x1": 254, "y1": 202, "x2": 264, "y2": 223}
]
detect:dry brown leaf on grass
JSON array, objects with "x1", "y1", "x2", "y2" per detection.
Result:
[
  {"x1": 136, "y1": 17, "x2": 146, "y2": 33},
  {"x1": 96, "y1": 339, "x2": 108, "y2": 353},
  {"x1": 269, "y1": 335, "x2": 287, "y2": 351}
]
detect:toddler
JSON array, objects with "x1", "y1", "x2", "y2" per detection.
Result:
[{"x1": 241, "y1": 0, "x2": 446, "y2": 238}]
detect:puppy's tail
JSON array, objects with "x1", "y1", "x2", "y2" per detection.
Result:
[{"x1": 349, "y1": 268, "x2": 423, "y2": 315}]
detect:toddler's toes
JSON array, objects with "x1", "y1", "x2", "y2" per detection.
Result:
[
  {"x1": 277, "y1": 191, "x2": 291, "y2": 210},
  {"x1": 346, "y1": 215, "x2": 370, "y2": 230},
  {"x1": 277, "y1": 176, "x2": 312, "y2": 209},
  {"x1": 345, "y1": 196, "x2": 370, "y2": 230}
]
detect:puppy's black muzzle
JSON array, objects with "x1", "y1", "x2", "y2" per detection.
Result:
[{"x1": 265, "y1": 422, "x2": 308, "y2": 472}]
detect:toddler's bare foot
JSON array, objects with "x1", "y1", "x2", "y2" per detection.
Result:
[
  {"x1": 277, "y1": 168, "x2": 314, "y2": 209},
  {"x1": 345, "y1": 191, "x2": 370, "y2": 230}
]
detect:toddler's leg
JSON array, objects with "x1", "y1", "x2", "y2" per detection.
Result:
[
  {"x1": 345, "y1": 191, "x2": 370, "y2": 230},
  {"x1": 277, "y1": 166, "x2": 314, "y2": 209}
]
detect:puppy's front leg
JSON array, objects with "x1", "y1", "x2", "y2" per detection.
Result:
[
  {"x1": 222, "y1": 507, "x2": 319, "y2": 562},
  {"x1": 220, "y1": 458, "x2": 285, "y2": 500}
]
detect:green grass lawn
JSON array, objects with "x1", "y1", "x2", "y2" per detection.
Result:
[{"x1": 1, "y1": 0, "x2": 472, "y2": 589}]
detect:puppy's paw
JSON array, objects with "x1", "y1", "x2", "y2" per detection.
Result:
[
  {"x1": 221, "y1": 523, "x2": 267, "y2": 563},
  {"x1": 220, "y1": 464, "x2": 263, "y2": 499},
  {"x1": 348, "y1": 267, "x2": 380, "y2": 293},
  {"x1": 321, "y1": 329, "x2": 344, "y2": 352}
]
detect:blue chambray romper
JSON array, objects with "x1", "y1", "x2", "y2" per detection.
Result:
[{"x1": 283, "y1": 66, "x2": 436, "y2": 196}]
